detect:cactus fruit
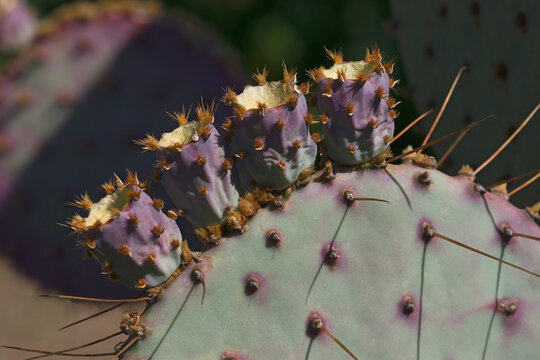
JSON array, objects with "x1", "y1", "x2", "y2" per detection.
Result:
[
  {"x1": 0, "y1": 0, "x2": 36, "y2": 53},
  {"x1": 309, "y1": 48, "x2": 396, "y2": 165},
  {"x1": 389, "y1": 0, "x2": 540, "y2": 206},
  {"x1": 146, "y1": 104, "x2": 240, "y2": 228},
  {"x1": 224, "y1": 67, "x2": 317, "y2": 191},
  {"x1": 69, "y1": 173, "x2": 185, "y2": 288},
  {"x1": 0, "y1": 0, "x2": 244, "y2": 295},
  {"x1": 4, "y1": 46, "x2": 540, "y2": 360}
]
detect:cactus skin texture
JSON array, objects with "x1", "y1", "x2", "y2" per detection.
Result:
[
  {"x1": 0, "y1": 0, "x2": 244, "y2": 295},
  {"x1": 389, "y1": 0, "x2": 540, "y2": 206}
]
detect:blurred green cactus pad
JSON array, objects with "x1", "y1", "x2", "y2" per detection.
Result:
[{"x1": 390, "y1": 0, "x2": 540, "y2": 206}]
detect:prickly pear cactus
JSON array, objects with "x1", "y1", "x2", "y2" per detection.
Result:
[
  {"x1": 0, "y1": 0, "x2": 244, "y2": 295},
  {"x1": 7, "y1": 48, "x2": 539, "y2": 359},
  {"x1": 128, "y1": 52, "x2": 537, "y2": 359},
  {"x1": 121, "y1": 61, "x2": 540, "y2": 357},
  {"x1": 389, "y1": 0, "x2": 540, "y2": 206}
]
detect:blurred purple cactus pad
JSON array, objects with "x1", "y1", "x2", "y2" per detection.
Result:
[
  {"x1": 0, "y1": 0, "x2": 245, "y2": 296},
  {"x1": 0, "y1": 0, "x2": 36, "y2": 53}
]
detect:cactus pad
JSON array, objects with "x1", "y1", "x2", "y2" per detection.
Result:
[
  {"x1": 225, "y1": 75, "x2": 317, "y2": 190},
  {"x1": 3, "y1": 38, "x2": 539, "y2": 359},
  {"x1": 310, "y1": 50, "x2": 396, "y2": 165},
  {"x1": 123, "y1": 163, "x2": 540, "y2": 359}
]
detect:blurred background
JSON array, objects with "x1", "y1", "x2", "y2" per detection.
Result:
[{"x1": 0, "y1": 0, "x2": 537, "y2": 358}]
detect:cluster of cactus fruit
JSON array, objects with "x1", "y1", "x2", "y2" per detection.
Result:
[
  {"x1": 6, "y1": 44, "x2": 540, "y2": 359},
  {"x1": 71, "y1": 47, "x2": 399, "y2": 289}
]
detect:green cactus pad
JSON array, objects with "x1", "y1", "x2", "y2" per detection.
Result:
[{"x1": 124, "y1": 163, "x2": 540, "y2": 359}]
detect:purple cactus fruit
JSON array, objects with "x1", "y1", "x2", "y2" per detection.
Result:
[
  {"x1": 141, "y1": 103, "x2": 239, "y2": 228},
  {"x1": 224, "y1": 68, "x2": 317, "y2": 190},
  {"x1": 0, "y1": 0, "x2": 36, "y2": 53},
  {"x1": 310, "y1": 48, "x2": 397, "y2": 165},
  {"x1": 68, "y1": 173, "x2": 183, "y2": 288}
]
